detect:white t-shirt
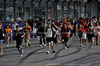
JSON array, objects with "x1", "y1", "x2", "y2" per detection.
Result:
[
  {"x1": 12, "y1": 23, "x2": 18, "y2": 30},
  {"x1": 46, "y1": 27, "x2": 56, "y2": 38}
]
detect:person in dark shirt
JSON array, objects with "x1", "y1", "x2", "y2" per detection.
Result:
[
  {"x1": 73, "y1": 19, "x2": 77, "y2": 37},
  {"x1": 0, "y1": 22, "x2": 4, "y2": 56},
  {"x1": 35, "y1": 17, "x2": 41, "y2": 40},
  {"x1": 55, "y1": 19, "x2": 61, "y2": 43},
  {"x1": 38, "y1": 22, "x2": 46, "y2": 47},
  {"x1": 15, "y1": 25, "x2": 25, "y2": 57}
]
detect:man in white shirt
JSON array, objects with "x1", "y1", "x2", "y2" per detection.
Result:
[{"x1": 45, "y1": 22, "x2": 57, "y2": 54}]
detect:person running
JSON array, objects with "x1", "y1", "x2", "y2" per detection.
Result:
[
  {"x1": 4, "y1": 24, "x2": 12, "y2": 48},
  {"x1": 12, "y1": 20, "x2": 18, "y2": 43},
  {"x1": 0, "y1": 22, "x2": 4, "y2": 56},
  {"x1": 87, "y1": 22, "x2": 95, "y2": 48},
  {"x1": 77, "y1": 24, "x2": 84, "y2": 47},
  {"x1": 95, "y1": 22, "x2": 100, "y2": 45},
  {"x1": 14, "y1": 25, "x2": 25, "y2": 57},
  {"x1": 51, "y1": 22, "x2": 59, "y2": 46},
  {"x1": 82, "y1": 21, "x2": 87, "y2": 46},
  {"x1": 23, "y1": 22, "x2": 32, "y2": 48},
  {"x1": 45, "y1": 22, "x2": 57, "y2": 54},
  {"x1": 61, "y1": 21, "x2": 70, "y2": 49}
]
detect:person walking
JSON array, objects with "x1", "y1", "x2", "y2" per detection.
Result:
[{"x1": 23, "y1": 22, "x2": 32, "y2": 48}]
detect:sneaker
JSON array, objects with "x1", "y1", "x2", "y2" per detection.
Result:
[
  {"x1": 91, "y1": 46, "x2": 93, "y2": 48},
  {"x1": 1, "y1": 50, "x2": 3, "y2": 55},
  {"x1": 46, "y1": 51, "x2": 49, "y2": 54},
  {"x1": 7, "y1": 45, "x2": 9, "y2": 48},
  {"x1": 39, "y1": 45, "x2": 42, "y2": 47},
  {"x1": 21, "y1": 50, "x2": 24, "y2": 54},
  {"x1": 52, "y1": 50, "x2": 55, "y2": 53},
  {"x1": 65, "y1": 47, "x2": 67, "y2": 49},
  {"x1": 58, "y1": 41, "x2": 60, "y2": 43},
  {"x1": 42, "y1": 43, "x2": 44, "y2": 45},
  {"x1": 20, "y1": 54, "x2": 23, "y2": 57},
  {"x1": 44, "y1": 44, "x2": 46, "y2": 47},
  {"x1": 80, "y1": 44, "x2": 83, "y2": 47},
  {"x1": 37, "y1": 38, "x2": 39, "y2": 40},
  {"x1": 14, "y1": 40, "x2": 16, "y2": 43}
]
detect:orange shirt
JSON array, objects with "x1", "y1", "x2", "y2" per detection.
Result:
[{"x1": 5, "y1": 28, "x2": 12, "y2": 38}]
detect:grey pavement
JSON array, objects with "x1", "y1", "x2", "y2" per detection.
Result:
[{"x1": 0, "y1": 37, "x2": 100, "y2": 66}]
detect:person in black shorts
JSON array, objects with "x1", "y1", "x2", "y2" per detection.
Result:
[
  {"x1": 45, "y1": 22, "x2": 57, "y2": 54},
  {"x1": 14, "y1": 25, "x2": 25, "y2": 57},
  {"x1": 52, "y1": 22, "x2": 59, "y2": 45}
]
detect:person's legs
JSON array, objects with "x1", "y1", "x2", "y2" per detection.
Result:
[
  {"x1": 6, "y1": 37, "x2": 10, "y2": 47},
  {"x1": 40, "y1": 35, "x2": 42, "y2": 45},
  {"x1": 48, "y1": 42, "x2": 51, "y2": 51},
  {"x1": 91, "y1": 37, "x2": 94, "y2": 48},
  {"x1": 64, "y1": 38, "x2": 68, "y2": 49},
  {"x1": 42, "y1": 34, "x2": 46, "y2": 46},
  {"x1": 96, "y1": 34, "x2": 99, "y2": 45},
  {"x1": 25, "y1": 39, "x2": 28, "y2": 47},
  {"x1": 51, "y1": 42, "x2": 55, "y2": 53},
  {"x1": 0, "y1": 45, "x2": 2, "y2": 54},
  {"x1": 80, "y1": 37, "x2": 83, "y2": 47},
  {"x1": 46, "y1": 38, "x2": 51, "y2": 54}
]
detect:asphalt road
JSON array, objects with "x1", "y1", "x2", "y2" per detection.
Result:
[{"x1": 0, "y1": 37, "x2": 100, "y2": 66}]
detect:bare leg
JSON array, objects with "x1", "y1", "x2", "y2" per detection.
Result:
[{"x1": 0, "y1": 45, "x2": 2, "y2": 54}]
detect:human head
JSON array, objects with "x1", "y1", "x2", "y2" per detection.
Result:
[
  {"x1": 14, "y1": 20, "x2": 17, "y2": 24},
  {"x1": 48, "y1": 22, "x2": 51, "y2": 28},
  {"x1": 29, "y1": 16, "x2": 32, "y2": 20},
  {"x1": 6, "y1": 24, "x2": 9, "y2": 28}
]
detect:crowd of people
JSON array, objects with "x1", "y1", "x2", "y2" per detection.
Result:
[{"x1": 0, "y1": 16, "x2": 100, "y2": 57}]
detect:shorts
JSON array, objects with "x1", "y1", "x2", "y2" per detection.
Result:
[
  {"x1": 0, "y1": 40, "x2": 3, "y2": 45},
  {"x1": 46, "y1": 37, "x2": 52, "y2": 43},
  {"x1": 52, "y1": 37, "x2": 57, "y2": 43},
  {"x1": 78, "y1": 33, "x2": 83, "y2": 38},
  {"x1": 16, "y1": 39, "x2": 23, "y2": 48},
  {"x1": 64, "y1": 37, "x2": 69, "y2": 43},
  {"x1": 82, "y1": 33, "x2": 87, "y2": 39},
  {"x1": 87, "y1": 34, "x2": 94, "y2": 38}
]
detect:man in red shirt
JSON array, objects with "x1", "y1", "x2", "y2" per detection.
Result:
[{"x1": 61, "y1": 22, "x2": 70, "y2": 49}]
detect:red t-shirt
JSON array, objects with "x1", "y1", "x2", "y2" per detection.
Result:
[
  {"x1": 61, "y1": 27, "x2": 69, "y2": 38},
  {"x1": 83, "y1": 24, "x2": 87, "y2": 34},
  {"x1": 78, "y1": 27, "x2": 84, "y2": 32},
  {"x1": 80, "y1": 20, "x2": 84, "y2": 25}
]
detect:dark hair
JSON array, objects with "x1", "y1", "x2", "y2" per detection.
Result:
[{"x1": 14, "y1": 20, "x2": 17, "y2": 22}]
